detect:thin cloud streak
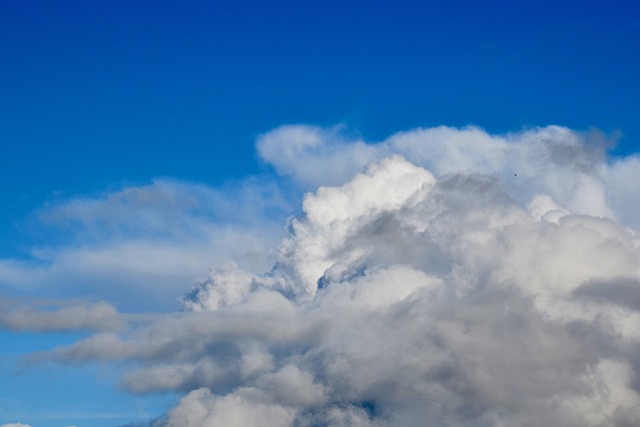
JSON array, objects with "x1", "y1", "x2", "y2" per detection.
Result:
[{"x1": 0, "y1": 298, "x2": 123, "y2": 333}]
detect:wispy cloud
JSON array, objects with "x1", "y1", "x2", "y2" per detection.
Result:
[{"x1": 0, "y1": 178, "x2": 293, "y2": 310}]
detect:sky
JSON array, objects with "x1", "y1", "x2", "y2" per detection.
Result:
[{"x1": 1, "y1": 1, "x2": 640, "y2": 426}]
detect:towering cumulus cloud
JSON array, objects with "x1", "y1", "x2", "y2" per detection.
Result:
[{"x1": 41, "y1": 126, "x2": 640, "y2": 426}]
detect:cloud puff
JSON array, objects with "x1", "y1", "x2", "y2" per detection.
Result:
[
  {"x1": 33, "y1": 126, "x2": 640, "y2": 426},
  {"x1": 257, "y1": 125, "x2": 384, "y2": 188},
  {"x1": 258, "y1": 125, "x2": 640, "y2": 231},
  {"x1": 1, "y1": 423, "x2": 32, "y2": 427}
]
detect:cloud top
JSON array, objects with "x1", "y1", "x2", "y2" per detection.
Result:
[
  {"x1": 258, "y1": 125, "x2": 639, "y2": 229},
  {"x1": 170, "y1": 152, "x2": 640, "y2": 425}
]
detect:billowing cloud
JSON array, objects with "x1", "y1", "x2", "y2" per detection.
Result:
[
  {"x1": 9, "y1": 125, "x2": 640, "y2": 426},
  {"x1": 26, "y1": 123, "x2": 640, "y2": 426},
  {"x1": 258, "y1": 124, "x2": 640, "y2": 230}
]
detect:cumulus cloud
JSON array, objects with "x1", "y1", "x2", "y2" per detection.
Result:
[
  {"x1": 258, "y1": 125, "x2": 640, "y2": 228},
  {"x1": 19, "y1": 125, "x2": 640, "y2": 425}
]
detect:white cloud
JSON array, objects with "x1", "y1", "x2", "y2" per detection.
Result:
[
  {"x1": 1, "y1": 423, "x2": 32, "y2": 427},
  {"x1": 0, "y1": 178, "x2": 292, "y2": 311},
  {"x1": 601, "y1": 154, "x2": 640, "y2": 230},
  {"x1": 258, "y1": 125, "x2": 626, "y2": 227},
  {"x1": 165, "y1": 387, "x2": 298, "y2": 427},
  {"x1": 12, "y1": 125, "x2": 640, "y2": 426},
  {"x1": 257, "y1": 125, "x2": 384, "y2": 188}
]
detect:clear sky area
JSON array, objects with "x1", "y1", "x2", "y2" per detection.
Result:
[{"x1": 1, "y1": 1, "x2": 640, "y2": 426}]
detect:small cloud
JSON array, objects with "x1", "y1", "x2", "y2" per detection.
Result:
[{"x1": 0, "y1": 297, "x2": 124, "y2": 332}]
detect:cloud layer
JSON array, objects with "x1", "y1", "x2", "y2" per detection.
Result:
[
  {"x1": 0, "y1": 298, "x2": 122, "y2": 332},
  {"x1": 0, "y1": 178, "x2": 292, "y2": 310},
  {"x1": 10, "y1": 125, "x2": 640, "y2": 426}
]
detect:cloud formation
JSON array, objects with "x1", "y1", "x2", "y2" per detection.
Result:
[
  {"x1": 19, "y1": 125, "x2": 640, "y2": 425},
  {"x1": 258, "y1": 124, "x2": 640, "y2": 229},
  {"x1": 0, "y1": 178, "x2": 292, "y2": 310}
]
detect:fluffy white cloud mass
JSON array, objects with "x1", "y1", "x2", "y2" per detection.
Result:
[{"x1": 28, "y1": 126, "x2": 640, "y2": 425}]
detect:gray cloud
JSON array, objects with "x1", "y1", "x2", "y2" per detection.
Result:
[
  {"x1": 574, "y1": 278, "x2": 640, "y2": 311},
  {"x1": 0, "y1": 298, "x2": 124, "y2": 332},
  {"x1": 16, "y1": 125, "x2": 640, "y2": 426}
]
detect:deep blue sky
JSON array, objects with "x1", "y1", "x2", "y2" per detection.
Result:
[
  {"x1": 1, "y1": 1, "x2": 639, "y2": 426},
  {"x1": 2, "y1": 1, "x2": 639, "y2": 230}
]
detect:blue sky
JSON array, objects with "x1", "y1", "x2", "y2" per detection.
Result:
[{"x1": 1, "y1": 1, "x2": 640, "y2": 426}]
